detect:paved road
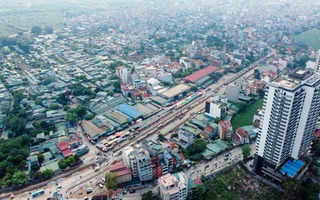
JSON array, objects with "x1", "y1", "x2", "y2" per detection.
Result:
[{"x1": 185, "y1": 142, "x2": 256, "y2": 179}]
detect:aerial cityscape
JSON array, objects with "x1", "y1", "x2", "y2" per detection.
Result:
[{"x1": 0, "y1": 0, "x2": 320, "y2": 200}]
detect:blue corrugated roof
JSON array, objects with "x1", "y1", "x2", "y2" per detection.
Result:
[{"x1": 117, "y1": 103, "x2": 141, "y2": 118}]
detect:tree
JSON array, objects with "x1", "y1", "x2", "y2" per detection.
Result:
[
  {"x1": 56, "y1": 93, "x2": 70, "y2": 105},
  {"x1": 141, "y1": 191, "x2": 160, "y2": 200},
  {"x1": 66, "y1": 112, "x2": 78, "y2": 124},
  {"x1": 192, "y1": 185, "x2": 205, "y2": 200},
  {"x1": 31, "y1": 26, "x2": 42, "y2": 35},
  {"x1": 37, "y1": 153, "x2": 44, "y2": 164},
  {"x1": 253, "y1": 69, "x2": 261, "y2": 80},
  {"x1": 105, "y1": 172, "x2": 118, "y2": 190},
  {"x1": 113, "y1": 80, "x2": 121, "y2": 93},
  {"x1": 283, "y1": 180, "x2": 303, "y2": 200},
  {"x1": 58, "y1": 159, "x2": 68, "y2": 169},
  {"x1": 74, "y1": 105, "x2": 87, "y2": 119},
  {"x1": 298, "y1": 55, "x2": 308, "y2": 67},
  {"x1": 242, "y1": 144, "x2": 251, "y2": 162},
  {"x1": 189, "y1": 138, "x2": 207, "y2": 154},
  {"x1": 41, "y1": 169, "x2": 54, "y2": 179},
  {"x1": 11, "y1": 171, "x2": 28, "y2": 186},
  {"x1": 191, "y1": 86, "x2": 198, "y2": 92},
  {"x1": 84, "y1": 113, "x2": 95, "y2": 120},
  {"x1": 131, "y1": 66, "x2": 135, "y2": 73},
  {"x1": 44, "y1": 26, "x2": 53, "y2": 34},
  {"x1": 158, "y1": 134, "x2": 165, "y2": 142}
]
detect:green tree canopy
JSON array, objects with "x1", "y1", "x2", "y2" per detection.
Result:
[
  {"x1": 37, "y1": 153, "x2": 44, "y2": 164},
  {"x1": 41, "y1": 169, "x2": 54, "y2": 179},
  {"x1": 141, "y1": 191, "x2": 160, "y2": 200},
  {"x1": 188, "y1": 138, "x2": 207, "y2": 154},
  {"x1": 253, "y1": 69, "x2": 261, "y2": 80},
  {"x1": 242, "y1": 144, "x2": 251, "y2": 162},
  {"x1": 31, "y1": 26, "x2": 42, "y2": 35},
  {"x1": 44, "y1": 26, "x2": 53, "y2": 34},
  {"x1": 66, "y1": 112, "x2": 78, "y2": 124},
  {"x1": 11, "y1": 171, "x2": 28, "y2": 186},
  {"x1": 105, "y1": 171, "x2": 118, "y2": 190}
]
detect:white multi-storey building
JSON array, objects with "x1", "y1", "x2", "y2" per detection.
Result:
[
  {"x1": 316, "y1": 49, "x2": 320, "y2": 73},
  {"x1": 116, "y1": 67, "x2": 129, "y2": 84},
  {"x1": 122, "y1": 145, "x2": 153, "y2": 181},
  {"x1": 158, "y1": 172, "x2": 188, "y2": 200},
  {"x1": 205, "y1": 94, "x2": 227, "y2": 119},
  {"x1": 136, "y1": 148, "x2": 153, "y2": 182},
  {"x1": 122, "y1": 146, "x2": 138, "y2": 177},
  {"x1": 254, "y1": 70, "x2": 320, "y2": 176}
]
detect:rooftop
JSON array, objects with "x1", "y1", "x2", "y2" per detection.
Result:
[
  {"x1": 82, "y1": 120, "x2": 105, "y2": 138},
  {"x1": 159, "y1": 173, "x2": 177, "y2": 187},
  {"x1": 273, "y1": 78, "x2": 298, "y2": 89},
  {"x1": 183, "y1": 66, "x2": 219, "y2": 83},
  {"x1": 160, "y1": 84, "x2": 191, "y2": 99},
  {"x1": 109, "y1": 161, "x2": 127, "y2": 172}
]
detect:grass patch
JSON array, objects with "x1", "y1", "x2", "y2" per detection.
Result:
[
  {"x1": 204, "y1": 166, "x2": 284, "y2": 200},
  {"x1": 231, "y1": 99, "x2": 263, "y2": 130},
  {"x1": 294, "y1": 29, "x2": 320, "y2": 50}
]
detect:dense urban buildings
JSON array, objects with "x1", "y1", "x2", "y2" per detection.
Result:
[{"x1": 0, "y1": 0, "x2": 320, "y2": 199}]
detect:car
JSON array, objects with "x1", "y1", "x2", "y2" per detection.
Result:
[
  {"x1": 86, "y1": 188, "x2": 93, "y2": 194},
  {"x1": 129, "y1": 189, "x2": 136, "y2": 194},
  {"x1": 102, "y1": 178, "x2": 106, "y2": 182},
  {"x1": 205, "y1": 165, "x2": 209, "y2": 168},
  {"x1": 84, "y1": 198, "x2": 89, "y2": 200},
  {"x1": 191, "y1": 171, "x2": 195, "y2": 174},
  {"x1": 99, "y1": 183, "x2": 104, "y2": 188}
]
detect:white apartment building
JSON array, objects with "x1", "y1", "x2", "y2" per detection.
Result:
[
  {"x1": 122, "y1": 145, "x2": 153, "y2": 181},
  {"x1": 136, "y1": 148, "x2": 153, "y2": 182},
  {"x1": 205, "y1": 94, "x2": 227, "y2": 119},
  {"x1": 254, "y1": 70, "x2": 320, "y2": 175},
  {"x1": 316, "y1": 49, "x2": 320, "y2": 73},
  {"x1": 116, "y1": 67, "x2": 129, "y2": 84},
  {"x1": 122, "y1": 146, "x2": 138, "y2": 177},
  {"x1": 158, "y1": 172, "x2": 188, "y2": 200}
]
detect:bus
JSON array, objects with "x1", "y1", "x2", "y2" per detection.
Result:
[{"x1": 32, "y1": 189, "x2": 45, "y2": 198}]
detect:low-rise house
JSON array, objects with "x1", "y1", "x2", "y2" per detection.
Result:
[{"x1": 109, "y1": 161, "x2": 132, "y2": 184}]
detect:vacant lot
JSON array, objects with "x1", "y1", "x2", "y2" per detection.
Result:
[
  {"x1": 231, "y1": 99, "x2": 263, "y2": 130},
  {"x1": 294, "y1": 29, "x2": 320, "y2": 50},
  {"x1": 204, "y1": 166, "x2": 284, "y2": 200}
]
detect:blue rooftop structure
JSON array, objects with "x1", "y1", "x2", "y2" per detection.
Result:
[
  {"x1": 165, "y1": 152, "x2": 172, "y2": 160},
  {"x1": 117, "y1": 103, "x2": 142, "y2": 119},
  {"x1": 280, "y1": 159, "x2": 305, "y2": 178}
]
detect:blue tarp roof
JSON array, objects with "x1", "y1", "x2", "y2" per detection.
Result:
[{"x1": 117, "y1": 103, "x2": 142, "y2": 119}]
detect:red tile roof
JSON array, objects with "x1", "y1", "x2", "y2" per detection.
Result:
[
  {"x1": 204, "y1": 126, "x2": 214, "y2": 132},
  {"x1": 109, "y1": 161, "x2": 126, "y2": 172},
  {"x1": 179, "y1": 153, "x2": 186, "y2": 160},
  {"x1": 116, "y1": 168, "x2": 132, "y2": 177},
  {"x1": 183, "y1": 66, "x2": 219, "y2": 83},
  {"x1": 62, "y1": 149, "x2": 73, "y2": 157},
  {"x1": 236, "y1": 128, "x2": 248, "y2": 138},
  {"x1": 57, "y1": 141, "x2": 69, "y2": 151},
  {"x1": 314, "y1": 130, "x2": 320, "y2": 138},
  {"x1": 219, "y1": 120, "x2": 232, "y2": 130}
]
